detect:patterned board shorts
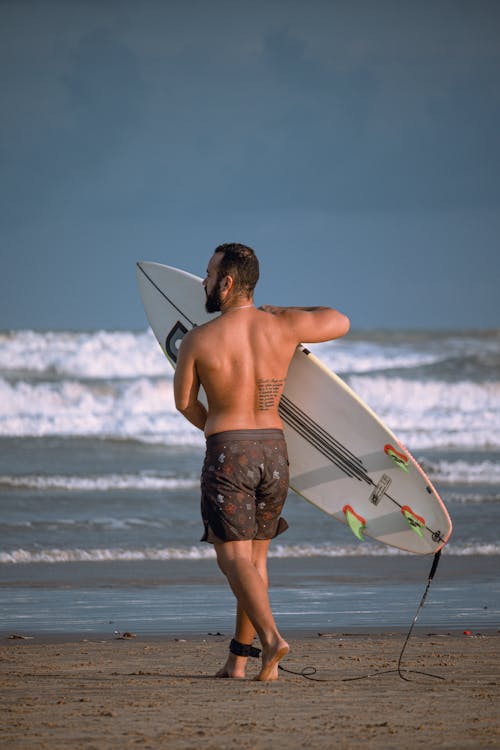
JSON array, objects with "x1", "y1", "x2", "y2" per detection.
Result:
[{"x1": 200, "y1": 429, "x2": 290, "y2": 544}]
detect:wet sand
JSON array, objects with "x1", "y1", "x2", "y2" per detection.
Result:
[{"x1": 1, "y1": 631, "x2": 498, "y2": 749}]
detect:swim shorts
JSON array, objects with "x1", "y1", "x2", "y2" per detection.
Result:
[{"x1": 200, "y1": 429, "x2": 289, "y2": 544}]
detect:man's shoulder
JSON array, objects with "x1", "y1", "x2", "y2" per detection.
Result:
[
  {"x1": 181, "y1": 317, "x2": 219, "y2": 347},
  {"x1": 194, "y1": 316, "x2": 222, "y2": 335}
]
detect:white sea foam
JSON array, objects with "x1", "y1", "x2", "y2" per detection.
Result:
[
  {"x1": 270, "y1": 542, "x2": 500, "y2": 557},
  {"x1": 2, "y1": 372, "x2": 497, "y2": 449},
  {"x1": 4, "y1": 329, "x2": 496, "y2": 379},
  {"x1": 0, "y1": 474, "x2": 199, "y2": 491},
  {"x1": 444, "y1": 492, "x2": 500, "y2": 505},
  {"x1": 0, "y1": 517, "x2": 171, "y2": 530},
  {"x1": 0, "y1": 542, "x2": 498, "y2": 564},
  {"x1": 1, "y1": 330, "x2": 431, "y2": 378},
  {"x1": 420, "y1": 459, "x2": 500, "y2": 485},
  {"x1": 0, "y1": 546, "x2": 217, "y2": 564},
  {"x1": 311, "y1": 340, "x2": 443, "y2": 374},
  {"x1": 0, "y1": 330, "x2": 166, "y2": 379},
  {"x1": 0, "y1": 376, "x2": 202, "y2": 445},
  {"x1": 348, "y1": 375, "x2": 500, "y2": 449},
  {"x1": 2, "y1": 457, "x2": 497, "y2": 492},
  {"x1": 1, "y1": 330, "x2": 499, "y2": 449}
]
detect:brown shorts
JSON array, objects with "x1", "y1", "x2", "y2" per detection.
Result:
[{"x1": 200, "y1": 429, "x2": 289, "y2": 544}]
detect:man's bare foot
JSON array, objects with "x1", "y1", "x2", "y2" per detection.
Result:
[
  {"x1": 254, "y1": 638, "x2": 289, "y2": 681},
  {"x1": 215, "y1": 654, "x2": 247, "y2": 679}
]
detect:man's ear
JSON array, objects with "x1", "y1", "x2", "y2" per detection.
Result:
[{"x1": 221, "y1": 274, "x2": 234, "y2": 293}]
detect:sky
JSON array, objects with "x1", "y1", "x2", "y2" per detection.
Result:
[{"x1": 1, "y1": 0, "x2": 499, "y2": 331}]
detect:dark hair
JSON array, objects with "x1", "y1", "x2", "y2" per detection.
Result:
[{"x1": 214, "y1": 243, "x2": 259, "y2": 296}]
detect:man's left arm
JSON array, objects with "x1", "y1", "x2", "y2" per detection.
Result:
[{"x1": 173, "y1": 333, "x2": 207, "y2": 431}]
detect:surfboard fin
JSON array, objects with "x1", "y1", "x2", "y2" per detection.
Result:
[
  {"x1": 343, "y1": 505, "x2": 366, "y2": 541},
  {"x1": 384, "y1": 444, "x2": 409, "y2": 472},
  {"x1": 401, "y1": 505, "x2": 426, "y2": 537}
]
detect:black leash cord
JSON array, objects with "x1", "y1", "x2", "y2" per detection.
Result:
[{"x1": 279, "y1": 550, "x2": 445, "y2": 683}]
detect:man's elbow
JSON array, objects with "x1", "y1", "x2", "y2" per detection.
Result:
[
  {"x1": 174, "y1": 393, "x2": 191, "y2": 415},
  {"x1": 331, "y1": 310, "x2": 350, "y2": 339},
  {"x1": 176, "y1": 403, "x2": 191, "y2": 418},
  {"x1": 176, "y1": 397, "x2": 202, "y2": 421},
  {"x1": 338, "y1": 312, "x2": 350, "y2": 337}
]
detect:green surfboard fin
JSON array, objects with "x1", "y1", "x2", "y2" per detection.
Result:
[
  {"x1": 401, "y1": 505, "x2": 425, "y2": 537},
  {"x1": 384, "y1": 444, "x2": 409, "y2": 472},
  {"x1": 343, "y1": 505, "x2": 366, "y2": 541}
]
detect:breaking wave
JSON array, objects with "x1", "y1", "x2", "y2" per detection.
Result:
[
  {"x1": 1, "y1": 329, "x2": 499, "y2": 449},
  {"x1": 1, "y1": 541, "x2": 498, "y2": 564}
]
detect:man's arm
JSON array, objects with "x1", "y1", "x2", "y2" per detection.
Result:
[
  {"x1": 259, "y1": 305, "x2": 350, "y2": 343},
  {"x1": 173, "y1": 332, "x2": 207, "y2": 431}
]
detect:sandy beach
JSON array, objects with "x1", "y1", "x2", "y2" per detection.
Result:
[{"x1": 1, "y1": 631, "x2": 498, "y2": 749}]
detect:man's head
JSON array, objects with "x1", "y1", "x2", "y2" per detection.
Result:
[{"x1": 204, "y1": 243, "x2": 259, "y2": 313}]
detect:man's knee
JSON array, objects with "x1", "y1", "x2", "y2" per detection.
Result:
[
  {"x1": 214, "y1": 544, "x2": 238, "y2": 577},
  {"x1": 215, "y1": 541, "x2": 255, "y2": 577},
  {"x1": 216, "y1": 554, "x2": 229, "y2": 577}
]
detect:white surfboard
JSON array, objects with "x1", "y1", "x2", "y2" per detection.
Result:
[{"x1": 136, "y1": 261, "x2": 452, "y2": 555}]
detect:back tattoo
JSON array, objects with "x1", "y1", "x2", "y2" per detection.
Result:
[{"x1": 257, "y1": 378, "x2": 285, "y2": 411}]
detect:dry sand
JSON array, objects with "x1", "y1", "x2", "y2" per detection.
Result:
[{"x1": 1, "y1": 631, "x2": 499, "y2": 749}]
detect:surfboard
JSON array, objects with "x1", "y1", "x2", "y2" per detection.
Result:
[{"x1": 136, "y1": 261, "x2": 452, "y2": 555}]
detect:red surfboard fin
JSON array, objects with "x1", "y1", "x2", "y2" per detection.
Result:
[
  {"x1": 384, "y1": 444, "x2": 409, "y2": 472},
  {"x1": 343, "y1": 505, "x2": 366, "y2": 541},
  {"x1": 401, "y1": 505, "x2": 426, "y2": 537}
]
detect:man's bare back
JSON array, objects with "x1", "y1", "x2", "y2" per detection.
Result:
[
  {"x1": 175, "y1": 308, "x2": 296, "y2": 435},
  {"x1": 174, "y1": 248, "x2": 349, "y2": 436}
]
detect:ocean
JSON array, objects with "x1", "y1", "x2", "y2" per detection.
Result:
[{"x1": 0, "y1": 328, "x2": 499, "y2": 636}]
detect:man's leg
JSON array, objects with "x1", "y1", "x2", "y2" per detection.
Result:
[
  {"x1": 216, "y1": 540, "x2": 269, "y2": 677},
  {"x1": 214, "y1": 539, "x2": 289, "y2": 681}
]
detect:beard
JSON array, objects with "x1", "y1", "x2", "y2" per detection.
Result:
[{"x1": 205, "y1": 284, "x2": 223, "y2": 313}]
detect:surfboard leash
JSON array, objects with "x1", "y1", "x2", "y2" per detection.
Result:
[{"x1": 278, "y1": 549, "x2": 445, "y2": 683}]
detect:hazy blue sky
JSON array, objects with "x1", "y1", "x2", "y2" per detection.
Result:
[{"x1": 1, "y1": 0, "x2": 499, "y2": 330}]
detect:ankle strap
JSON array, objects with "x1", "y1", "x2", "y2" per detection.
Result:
[{"x1": 229, "y1": 638, "x2": 261, "y2": 658}]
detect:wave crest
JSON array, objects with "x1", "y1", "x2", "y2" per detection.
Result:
[{"x1": 1, "y1": 542, "x2": 498, "y2": 564}]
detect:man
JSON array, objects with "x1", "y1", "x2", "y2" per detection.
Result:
[{"x1": 174, "y1": 243, "x2": 350, "y2": 680}]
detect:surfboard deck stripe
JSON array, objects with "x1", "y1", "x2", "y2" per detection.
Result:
[{"x1": 279, "y1": 396, "x2": 371, "y2": 484}]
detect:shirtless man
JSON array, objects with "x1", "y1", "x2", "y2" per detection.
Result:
[{"x1": 174, "y1": 243, "x2": 350, "y2": 680}]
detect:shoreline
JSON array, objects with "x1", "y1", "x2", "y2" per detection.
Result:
[
  {"x1": 2, "y1": 625, "x2": 499, "y2": 644},
  {"x1": 1, "y1": 555, "x2": 498, "y2": 637},
  {"x1": 2, "y1": 631, "x2": 498, "y2": 749}
]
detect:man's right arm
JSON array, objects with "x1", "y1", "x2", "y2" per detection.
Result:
[
  {"x1": 173, "y1": 331, "x2": 208, "y2": 431},
  {"x1": 259, "y1": 305, "x2": 350, "y2": 344}
]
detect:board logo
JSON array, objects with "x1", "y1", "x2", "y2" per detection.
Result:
[{"x1": 165, "y1": 321, "x2": 188, "y2": 363}]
